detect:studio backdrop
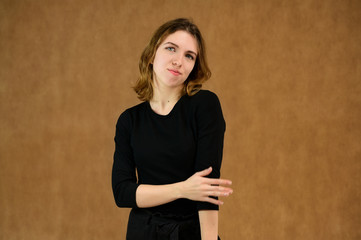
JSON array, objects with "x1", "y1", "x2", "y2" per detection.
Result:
[{"x1": 0, "y1": 0, "x2": 360, "y2": 239}]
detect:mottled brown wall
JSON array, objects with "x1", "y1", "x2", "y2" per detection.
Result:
[{"x1": 1, "y1": 0, "x2": 360, "y2": 239}]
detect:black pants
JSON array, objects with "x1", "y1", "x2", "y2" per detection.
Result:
[{"x1": 126, "y1": 208, "x2": 221, "y2": 240}]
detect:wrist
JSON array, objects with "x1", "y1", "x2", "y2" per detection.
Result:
[{"x1": 173, "y1": 181, "x2": 184, "y2": 199}]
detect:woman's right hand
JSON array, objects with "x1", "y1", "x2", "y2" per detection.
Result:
[{"x1": 178, "y1": 167, "x2": 233, "y2": 205}]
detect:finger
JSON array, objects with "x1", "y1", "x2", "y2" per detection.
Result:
[
  {"x1": 203, "y1": 185, "x2": 232, "y2": 192},
  {"x1": 204, "y1": 197, "x2": 224, "y2": 206},
  {"x1": 207, "y1": 186, "x2": 233, "y2": 195},
  {"x1": 195, "y1": 167, "x2": 212, "y2": 177},
  {"x1": 205, "y1": 189, "x2": 232, "y2": 197},
  {"x1": 204, "y1": 178, "x2": 232, "y2": 186},
  {"x1": 205, "y1": 191, "x2": 226, "y2": 197}
]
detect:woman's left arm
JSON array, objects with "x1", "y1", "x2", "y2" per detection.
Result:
[
  {"x1": 193, "y1": 91, "x2": 229, "y2": 239},
  {"x1": 199, "y1": 210, "x2": 219, "y2": 240}
]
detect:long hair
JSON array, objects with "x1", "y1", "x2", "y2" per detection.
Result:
[{"x1": 133, "y1": 18, "x2": 211, "y2": 101}]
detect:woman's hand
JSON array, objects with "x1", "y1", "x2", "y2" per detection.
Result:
[{"x1": 178, "y1": 167, "x2": 233, "y2": 205}]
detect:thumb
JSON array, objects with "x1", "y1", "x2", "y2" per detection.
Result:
[{"x1": 195, "y1": 167, "x2": 212, "y2": 177}]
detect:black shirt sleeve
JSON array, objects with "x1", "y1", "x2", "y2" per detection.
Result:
[
  {"x1": 193, "y1": 91, "x2": 226, "y2": 211},
  {"x1": 112, "y1": 110, "x2": 139, "y2": 208}
]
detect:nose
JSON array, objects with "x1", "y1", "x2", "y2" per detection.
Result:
[{"x1": 172, "y1": 54, "x2": 182, "y2": 67}]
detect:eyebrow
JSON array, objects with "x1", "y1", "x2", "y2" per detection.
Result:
[{"x1": 163, "y1": 42, "x2": 198, "y2": 56}]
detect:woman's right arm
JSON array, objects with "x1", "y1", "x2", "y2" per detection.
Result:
[
  {"x1": 136, "y1": 167, "x2": 232, "y2": 208},
  {"x1": 112, "y1": 111, "x2": 139, "y2": 208}
]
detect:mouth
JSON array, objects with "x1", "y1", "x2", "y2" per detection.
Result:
[{"x1": 168, "y1": 69, "x2": 181, "y2": 76}]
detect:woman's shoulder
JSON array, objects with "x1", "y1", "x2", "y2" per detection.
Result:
[
  {"x1": 117, "y1": 101, "x2": 147, "y2": 124},
  {"x1": 188, "y1": 89, "x2": 225, "y2": 128},
  {"x1": 188, "y1": 89, "x2": 222, "y2": 106},
  {"x1": 192, "y1": 89, "x2": 218, "y2": 98},
  {"x1": 125, "y1": 101, "x2": 147, "y2": 114}
]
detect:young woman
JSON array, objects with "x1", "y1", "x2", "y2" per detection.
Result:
[{"x1": 112, "y1": 18, "x2": 233, "y2": 240}]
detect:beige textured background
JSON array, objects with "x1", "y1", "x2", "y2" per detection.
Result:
[{"x1": 1, "y1": 0, "x2": 360, "y2": 239}]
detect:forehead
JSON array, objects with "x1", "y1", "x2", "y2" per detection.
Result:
[{"x1": 161, "y1": 30, "x2": 198, "y2": 53}]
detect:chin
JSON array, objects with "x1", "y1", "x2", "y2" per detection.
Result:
[{"x1": 164, "y1": 80, "x2": 185, "y2": 88}]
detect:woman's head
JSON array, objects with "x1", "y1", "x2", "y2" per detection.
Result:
[{"x1": 134, "y1": 18, "x2": 211, "y2": 101}]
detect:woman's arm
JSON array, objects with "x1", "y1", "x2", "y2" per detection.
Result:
[
  {"x1": 136, "y1": 167, "x2": 232, "y2": 208},
  {"x1": 135, "y1": 183, "x2": 180, "y2": 208},
  {"x1": 192, "y1": 91, "x2": 227, "y2": 239},
  {"x1": 199, "y1": 210, "x2": 218, "y2": 240}
]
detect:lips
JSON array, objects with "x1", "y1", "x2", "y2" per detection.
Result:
[{"x1": 168, "y1": 69, "x2": 181, "y2": 76}]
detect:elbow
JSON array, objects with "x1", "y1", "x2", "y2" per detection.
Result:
[
  {"x1": 114, "y1": 198, "x2": 127, "y2": 208},
  {"x1": 113, "y1": 191, "x2": 132, "y2": 208},
  {"x1": 112, "y1": 182, "x2": 139, "y2": 208}
]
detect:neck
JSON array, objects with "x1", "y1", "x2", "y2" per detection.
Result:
[
  {"x1": 151, "y1": 80, "x2": 183, "y2": 105},
  {"x1": 149, "y1": 83, "x2": 183, "y2": 115},
  {"x1": 152, "y1": 89, "x2": 181, "y2": 105}
]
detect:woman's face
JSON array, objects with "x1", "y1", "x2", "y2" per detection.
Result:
[{"x1": 152, "y1": 30, "x2": 198, "y2": 91}]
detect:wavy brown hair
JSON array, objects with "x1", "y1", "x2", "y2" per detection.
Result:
[{"x1": 133, "y1": 18, "x2": 211, "y2": 101}]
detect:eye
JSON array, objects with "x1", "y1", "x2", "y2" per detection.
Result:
[
  {"x1": 166, "y1": 47, "x2": 175, "y2": 52},
  {"x1": 186, "y1": 54, "x2": 195, "y2": 60}
]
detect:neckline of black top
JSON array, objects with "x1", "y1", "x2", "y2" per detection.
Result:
[{"x1": 146, "y1": 94, "x2": 186, "y2": 118}]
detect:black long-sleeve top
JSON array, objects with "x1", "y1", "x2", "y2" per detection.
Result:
[{"x1": 112, "y1": 90, "x2": 225, "y2": 216}]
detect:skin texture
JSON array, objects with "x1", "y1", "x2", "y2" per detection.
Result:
[
  {"x1": 150, "y1": 30, "x2": 198, "y2": 115},
  {"x1": 136, "y1": 30, "x2": 233, "y2": 239},
  {"x1": 153, "y1": 30, "x2": 198, "y2": 91}
]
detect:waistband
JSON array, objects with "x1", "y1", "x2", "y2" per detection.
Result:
[
  {"x1": 128, "y1": 208, "x2": 201, "y2": 240},
  {"x1": 135, "y1": 208, "x2": 199, "y2": 222}
]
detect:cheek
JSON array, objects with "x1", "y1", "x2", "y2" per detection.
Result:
[
  {"x1": 185, "y1": 62, "x2": 196, "y2": 75},
  {"x1": 152, "y1": 54, "x2": 164, "y2": 72},
  {"x1": 154, "y1": 51, "x2": 170, "y2": 66}
]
